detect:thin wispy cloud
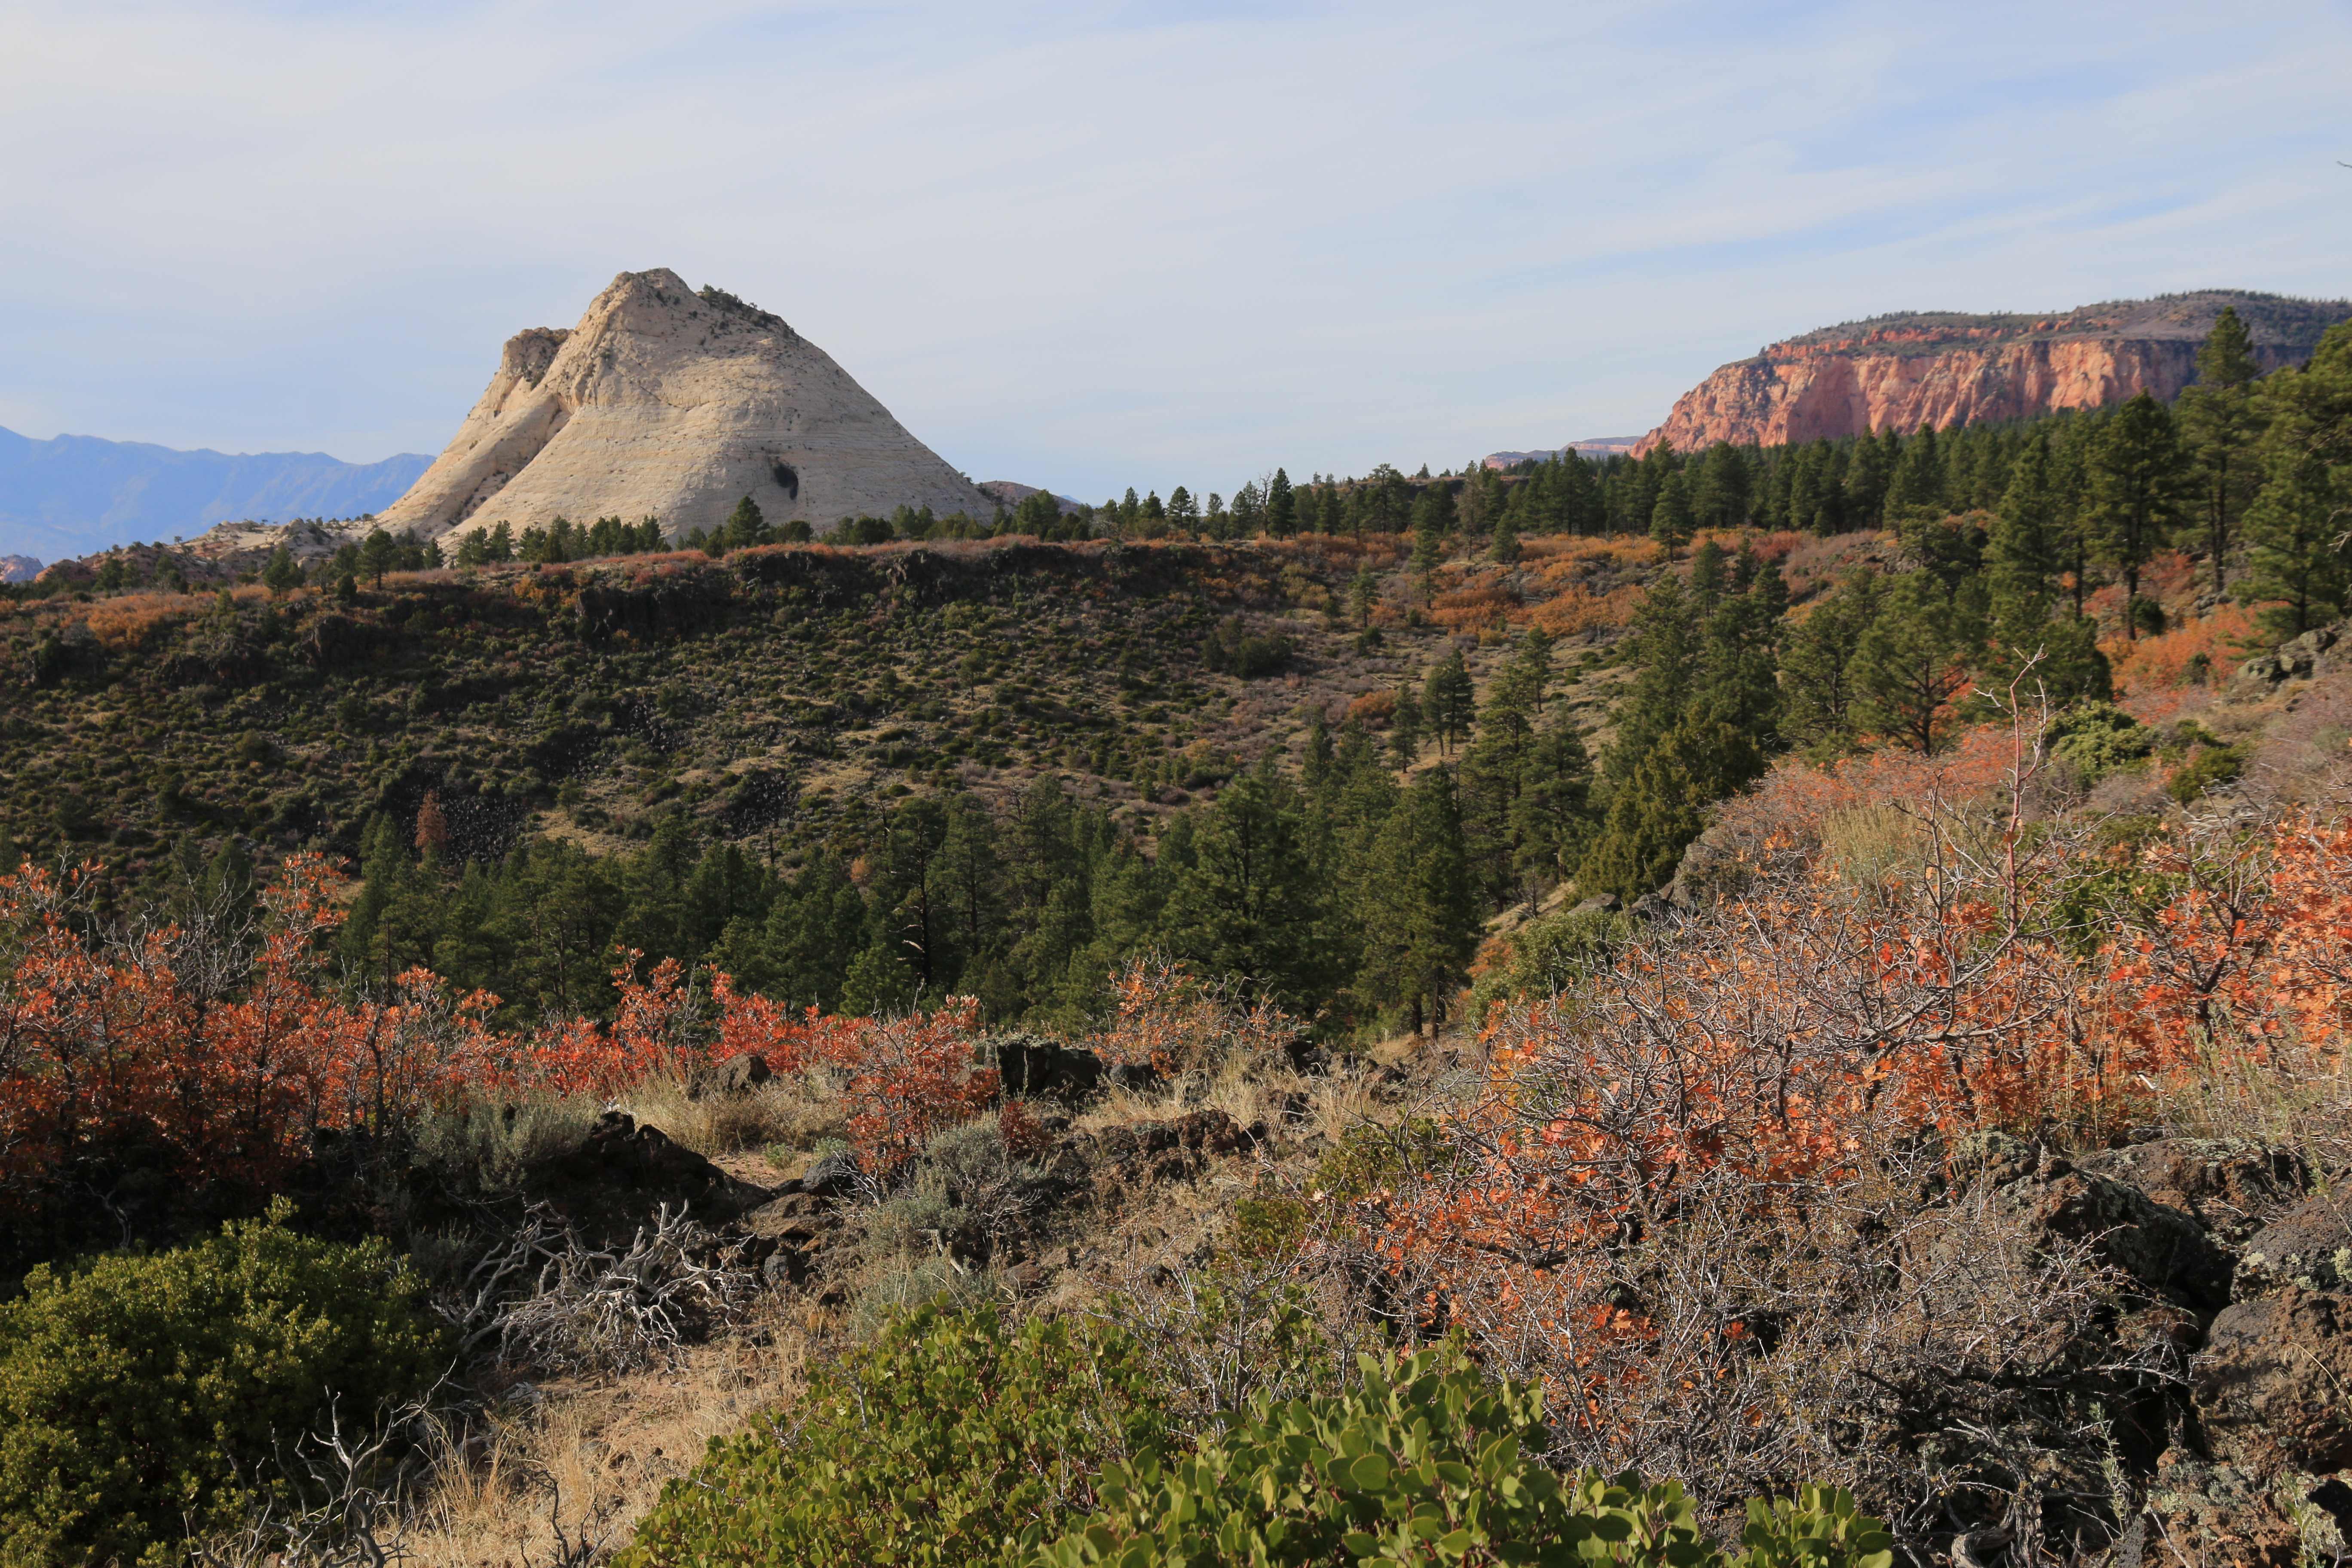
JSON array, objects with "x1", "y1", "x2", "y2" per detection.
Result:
[{"x1": 1, "y1": 0, "x2": 2346, "y2": 507}]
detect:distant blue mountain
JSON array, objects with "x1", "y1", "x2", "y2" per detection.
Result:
[{"x1": 0, "y1": 426, "x2": 431, "y2": 560}]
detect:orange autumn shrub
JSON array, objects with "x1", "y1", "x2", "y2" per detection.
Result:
[
  {"x1": 0, "y1": 858, "x2": 502, "y2": 1203},
  {"x1": 2107, "y1": 601, "x2": 2257, "y2": 695},
  {"x1": 1092, "y1": 955, "x2": 1302, "y2": 1076},
  {"x1": 525, "y1": 951, "x2": 704, "y2": 1099},
  {"x1": 1524, "y1": 581, "x2": 1645, "y2": 638},
  {"x1": 838, "y1": 999, "x2": 998, "y2": 1167},
  {"x1": 1429, "y1": 570, "x2": 1522, "y2": 632},
  {"x1": 0, "y1": 857, "x2": 1005, "y2": 1203},
  {"x1": 1342, "y1": 760, "x2": 2352, "y2": 1453},
  {"x1": 80, "y1": 592, "x2": 209, "y2": 651}
]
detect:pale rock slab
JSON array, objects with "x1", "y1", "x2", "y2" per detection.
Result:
[{"x1": 375, "y1": 269, "x2": 993, "y2": 541}]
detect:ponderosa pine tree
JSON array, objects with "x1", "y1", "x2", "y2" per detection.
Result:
[
  {"x1": 1454, "y1": 464, "x2": 1503, "y2": 539},
  {"x1": 1355, "y1": 766, "x2": 1476, "y2": 1034},
  {"x1": 1844, "y1": 428, "x2": 1900, "y2": 527},
  {"x1": 1777, "y1": 569, "x2": 1883, "y2": 755},
  {"x1": 723, "y1": 495, "x2": 771, "y2": 549},
  {"x1": 1422, "y1": 649, "x2": 1476, "y2": 756},
  {"x1": 261, "y1": 547, "x2": 303, "y2": 595},
  {"x1": 1300, "y1": 712, "x2": 1334, "y2": 792},
  {"x1": 936, "y1": 793, "x2": 1007, "y2": 988},
  {"x1": 2084, "y1": 391, "x2": 2191, "y2": 638},
  {"x1": 1690, "y1": 441, "x2": 1753, "y2": 530},
  {"x1": 358, "y1": 527, "x2": 398, "y2": 588},
  {"x1": 1458, "y1": 634, "x2": 1546, "y2": 908},
  {"x1": 2240, "y1": 321, "x2": 2352, "y2": 640},
  {"x1": 1981, "y1": 445, "x2": 2110, "y2": 708},
  {"x1": 1688, "y1": 543, "x2": 1786, "y2": 751},
  {"x1": 1601, "y1": 572, "x2": 1700, "y2": 785},
  {"x1": 1507, "y1": 718, "x2": 1592, "y2": 902},
  {"x1": 1266, "y1": 469, "x2": 1298, "y2": 537},
  {"x1": 713, "y1": 853, "x2": 869, "y2": 1012},
  {"x1": 1885, "y1": 423, "x2": 1947, "y2": 518},
  {"x1": 1994, "y1": 430, "x2": 2064, "y2": 601},
  {"x1": 1576, "y1": 717, "x2": 1761, "y2": 901},
  {"x1": 1488, "y1": 516, "x2": 1521, "y2": 564},
  {"x1": 1163, "y1": 761, "x2": 1330, "y2": 1008},
  {"x1": 1229, "y1": 481, "x2": 1265, "y2": 537},
  {"x1": 1649, "y1": 470, "x2": 1695, "y2": 557},
  {"x1": 1167, "y1": 486, "x2": 1200, "y2": 533},
  {"x1": 2178, "y1": 305, "x2": 2267, "y2": 594},
  {"x1": 1621, "y1": 441, "x2": 1675, "y2": 534},
  {"x1": 1851, "y1": 569, "x2": 1983, "y2": 752},
  {"x1": 1389, "y1": 683, "x2": 1425, "y2": 768},
  {"x1": 1411, "y1": 494, "x2": 1446, "y2": 588}
]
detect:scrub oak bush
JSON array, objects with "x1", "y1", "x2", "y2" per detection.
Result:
[
  {"x1": 623, "y1": 1310, "x2": 1895, "y2": 1568},
  {"x1": 1039, "y1": 1341, "x2": 1894, "y2": 1568},
  {"x1": 619, "y1": 1302, "x2": 1172, "y2": 1568},
  {"x1": 0, "y1": 1201, "x2": 447, "y2": 1568}
]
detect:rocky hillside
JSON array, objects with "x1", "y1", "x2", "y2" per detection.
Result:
[
  {"x1": 1636, "y1": 289, "x2": 2349, "y2": 454},
  {"x1": 375, "y1": 270, "x2": 995, "y2": 543}
]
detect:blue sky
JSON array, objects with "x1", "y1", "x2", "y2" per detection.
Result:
[{"x1": 2, "y1": 0, "x2": 2347, "y2": 503}]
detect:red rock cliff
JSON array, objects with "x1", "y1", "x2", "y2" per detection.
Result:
[{"x1": 1634, "y1": 291, "x2": 2346, "y2": 455}]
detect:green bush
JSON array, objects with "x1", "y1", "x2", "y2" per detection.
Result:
[
  {"x1": 1737, "y1": 1485, "x2": 1895, "y2": 1568},
  {"x1": 1470, "y1": 906, "x2": 1633, "y2": 1018},
  {"x1": 2047, "y1": 701, "x2": 2153, "y2": 781},
  {"x1": 2165, "y1": 742, "x2": 2248, "y2": 804},
  {"x1": 1202, "y1": 616, "x2": 1295, "y2": 679},
  {"x1": 1038, "y1": 1342, "x2": 1894, "y2": 1568},
  {"x1": 620, "y1": 1302, "x2": 1173, "y2": 1568},
  {"x1": 0, "y1": 1201, "x2": 448, "y2": 1568}
]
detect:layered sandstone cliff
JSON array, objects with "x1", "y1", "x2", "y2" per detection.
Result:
[
  {"x1": 374, "y1": 270, "x2": 993, "y2": 540},
  {"x1": 1635, "y1": 291, "x2": 2349, "y2": 456}
]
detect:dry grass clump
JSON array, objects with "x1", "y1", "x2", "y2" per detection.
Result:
[
  {"x1": 619, "y1": 1072, "x2": 844, "y2": 1159},
  {"x1": 403, "y1": 1311, "x2": 808, "y2": 1566}
]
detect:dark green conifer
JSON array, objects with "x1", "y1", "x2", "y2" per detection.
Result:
[
  {"x1": 1852, "y1": 570, "x2": 1982, "y2": 752},
  {"x1": 2084, "y1": 391, "x2": 2192, "y2": 637},
  {"x1": 1422, "y1": 649, "x2": 1476, "y2": 756}
]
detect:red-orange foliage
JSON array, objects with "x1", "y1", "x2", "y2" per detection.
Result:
[
  {"x1": 0, "y1": 857, "x2": 502, "y2": 1201},
  {"x1": 1346, "y1": 769, "x2": 2352, "y2": 1433},
  {"x1": 838, "y1": 999, "x2": 998, "y2": 1167},
  {"x1": 0, "y1": 859, "x2": 1003, "y2": 1204},
  {"x1": 1091, "y1": 955, "x2": 1302, "y2": 1076}
]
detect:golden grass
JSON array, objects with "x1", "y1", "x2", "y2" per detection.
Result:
[
  {"x1": 619, "y1": 1074, "x2": 845, "y2": 1159},
  {"x1": 81, "y1": 592, "x2": 209, "y2": 649},
  {"x1": 403, "y1": 1309, "x2": 808, "y2": 1565}
]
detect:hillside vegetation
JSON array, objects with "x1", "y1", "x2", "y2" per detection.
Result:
[{"x1": 0, "y1": 312, "x2": 2348, "y2": 1566}]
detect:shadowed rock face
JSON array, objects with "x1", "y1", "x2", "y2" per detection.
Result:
[
  {"x1": 374, "y1": 268, "x2": 993, "y2": 541},
  {"x1": 1635, "y1": 290, "x2": 2350, "y2": 455}
]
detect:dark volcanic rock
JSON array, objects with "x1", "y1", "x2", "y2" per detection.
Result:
[
  {"x1": 2193, "y1": 1287, "x2": 2352, "y2": 1473},
  {"x1": 544, "y1": 1111, "x2": 769, "y2": 1222},
  {"x1": 994, "y1": 1035, "x2": 1108, "y2": 1104},
  {"x1": 1969, "y1": 1136, "x2": 2234, "y2": 1311},
  {"x1": 779, "y1": 1149, "x2": 861, "y2": 1200},
  {"x1": 1105, "y1": 1061, "x2": 1163, "y2": 1096},
  {"x1": 2232, "y1": 1194, "x2": 2352, "y2": 1300},
  {"x1": 2075, "y1": 1139, "x2": 2308, "y2": 1246},
  {"x1": 718, "y1": 1052, "x2": 774, "y2": 1094},
  {"x1": 2147, "y1": 1452, "x2": 2308, "y2": 1568}
]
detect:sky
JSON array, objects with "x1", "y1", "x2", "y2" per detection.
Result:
[{"x1": 2, "y1": 0, "x2": 2349, "y2": 504}]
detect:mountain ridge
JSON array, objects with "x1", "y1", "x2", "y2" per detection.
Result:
[{"x1": 0, "y1": 426, "x2": 429, "y2": 559}]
